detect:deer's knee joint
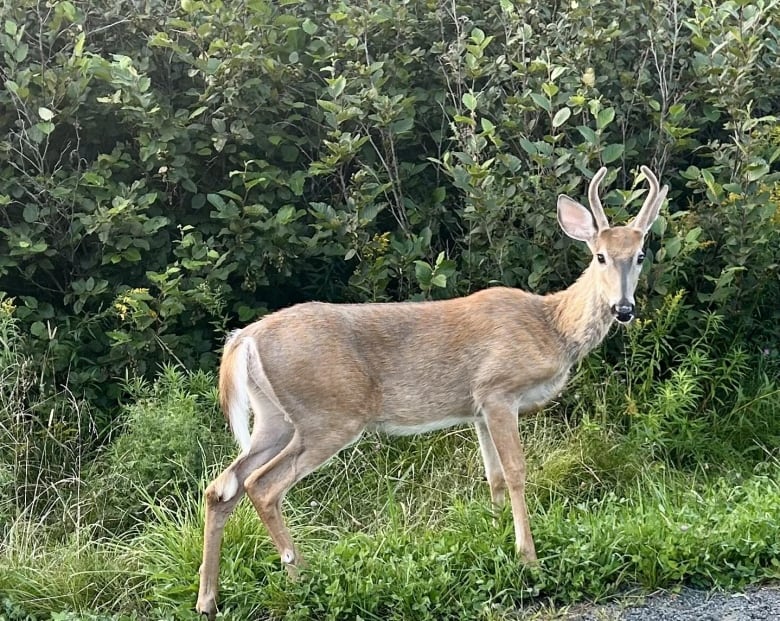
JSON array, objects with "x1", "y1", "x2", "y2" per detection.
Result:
[
  {"x1": 243, "y1": 469, "x2": 261, "y2": 493},
  {"x1": 487, "y1": 471, "x2": 506, "y2": 488},
  {"x1": 206, "y1": 471, "x2": 240, "y2": 505},
  {"x1": 281, "y1": 548, "x2": 295, "y2": 564}
]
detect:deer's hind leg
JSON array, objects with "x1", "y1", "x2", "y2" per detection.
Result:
[
  {"x1": 196, "y1": 393, "x2": 294, "y2": 620},
  {"x1": 243, "y1": 415, "x2": 365, "y2": 575},
  {"x1": 475, "y1": 419, "x2": 507, "y2": 508}
]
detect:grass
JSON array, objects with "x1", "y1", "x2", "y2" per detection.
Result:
[
  {"x1": 2, "y1": 422, "x2": 779, "y2": 621},
  {"x1": 128, "y1": 440, "x2": 780, "y2": 621}
]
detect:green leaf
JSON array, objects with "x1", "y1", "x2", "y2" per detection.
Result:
[
  {"x1": 316, "y1": 99, "x2": 339, "y2": 113},
  {"x1": 552, "y1": 107, "x2": 571, "y2": 128},
  {"x1": 530, "y1": 93, "x2": 551, "y2": 113},
  {"x1": 38, "y1": 107, "x2": 54, "y2": 121},
  {"x1": 13, "y1": 42, "x2": 28, "y2": 62},
  {"x1": 288, "y1": 171, "x2": 306, "y2": 196},
  {"x1": 301, "y1": 18, "x2": 317, "y2": 35},
  {"x1": 601, "y1": 143, "x2": 624, "y2": 164},
  {"x1": 462, "y1": 92, "x2": 478, "y2": 112},
  {"x1": 189, "y1": 106, "x2": 208, "y2": 119},
  {"x1": 431, "y1": 273, "x2": 447, "y2": 288},
  {"x1": 35, "y1": 122, "x2": 55, "y2": 136},
  {"x1": 414, "y1": 260, "x2": 432, "y2": 284},
  {"x1": 58, "y1": 1, "x2": 76, "y2": 21},
  {"x1": 31, "y1": 321, "x2": 46, "y2": 338},
  {"x1": 577, "y1": 126, "x2": 598, "y2": 144},
  {"x1": 22, "y1": 204, "x2": 38, "y2": 223},
  {"x1": 391, "y1": 116, "x2": 414, "y2": 134},
  {"x1": 123, "y1": 248, "x2": 142, "y2": 262},
  {"x1": 206, "y1": 193, "x2": 226, "y2": 209},
  {"x1": 453, "y1": 114, "x2": 475, "y2": 126},
  {"x1": 276, "y1": 205, "x2": 296, "y2": 224},
  {"x1": 745, "y1": 161, "x2": 769, "y2": 182},
  {"x1": 596, "y1": 107, "x2": 615, "y2": 130},
  {"x1": 541, "y1": 82, "x2": 559, "y2": 98},
  {"x1": 329, "y1": 75, "x2": 346, "y2": 98},
  {"x1": 664, "y1": 236, "x2": 682, "y2": 259},
  {"x1": 518, "y1": 138, "x2": 537, "y2": 156}
]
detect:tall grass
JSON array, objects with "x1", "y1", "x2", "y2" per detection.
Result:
[{"x1": 1, "y1": 293, "x2": 780, "y2": 619}]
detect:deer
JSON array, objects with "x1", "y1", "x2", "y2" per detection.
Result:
[{"x1": 196, "y1": 166, "x2": 668, "y2": 619}]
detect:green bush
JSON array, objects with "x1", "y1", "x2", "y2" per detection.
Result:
[
  {"x1": 1, "y1": 0, "x2": 778, "y2": 413},
  {"x1": 0, "y1": 295, "x2": 103, "y2": 533},
  {"x1": 86, "y1": 365, "x2": 229, "y2": 529}
]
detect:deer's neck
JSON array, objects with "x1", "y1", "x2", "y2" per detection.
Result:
[{"x1": 547, "y1": 266, "x2": 615, "y2": 362}]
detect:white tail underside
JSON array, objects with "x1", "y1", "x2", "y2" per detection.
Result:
[{"x1": 225, "y1": 338, "x2": 252, "y2": 453}]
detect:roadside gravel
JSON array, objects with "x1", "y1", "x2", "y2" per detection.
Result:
[{"x1": 556, "y1": 585, "x2": 780, "y2": 621}]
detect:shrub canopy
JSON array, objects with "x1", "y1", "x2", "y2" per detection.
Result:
[{"x1": 0, "y1": 0, "x2": 778, "y2": 408}]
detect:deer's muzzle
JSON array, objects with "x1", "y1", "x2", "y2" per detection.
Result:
[{"x1": 612, "y1": 302, "x2": 635, "y2": 324}]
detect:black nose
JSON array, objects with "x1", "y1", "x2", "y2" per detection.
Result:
[{"x1": 612, "y1": 303, "x2": 635, "y2": 323}]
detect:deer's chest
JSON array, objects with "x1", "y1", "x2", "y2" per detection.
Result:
[{"x1": 511, "y1": 370, "x2": 571, "y2": 414}]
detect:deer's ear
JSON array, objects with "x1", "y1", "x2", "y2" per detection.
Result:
[{"x1": 558, "y1": 195, "x2": 598, "y2": 246}]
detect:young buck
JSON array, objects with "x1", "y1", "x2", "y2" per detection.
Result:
[{"x1": 196, "y1": 166, "x2": 668, "y2": 619}]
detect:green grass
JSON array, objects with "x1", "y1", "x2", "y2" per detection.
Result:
[
  {"x1": 127, "y1": 442, "x2": 780, "y2": 621},
  {"x1": 3, "y1": 424, "x2": 779, "y2": 621}
]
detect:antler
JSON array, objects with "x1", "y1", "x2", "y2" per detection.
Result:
[
  {"x1": 631, "y1": 165, "x2": 668, "y2": 233},
  {"x1": 639, "y1": 165, "x2": 659, "y2": 214},
  {"x1": 588, "y1": 167, "x2": 610, "y2": 231}
]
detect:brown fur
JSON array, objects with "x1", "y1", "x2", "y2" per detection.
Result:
[{"x1": 196, "y1": 167, "x2": 669, "y2": 619}]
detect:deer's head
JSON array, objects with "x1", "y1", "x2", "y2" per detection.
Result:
[{"x1": 557, "y1": 166, "x2": 669, "y2": 324}]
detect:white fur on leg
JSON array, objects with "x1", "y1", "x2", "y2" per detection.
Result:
[{"x1": 212, "y1": 470, "x2": 239, "y2": 502}]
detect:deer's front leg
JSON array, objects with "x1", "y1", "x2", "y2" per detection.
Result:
[{"x1": 479, "y1": 397, "x2": 537, "y2": 563}]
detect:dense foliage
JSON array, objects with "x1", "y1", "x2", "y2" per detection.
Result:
[{"x1": 1, "y1": 0, "x2": 779, "y2": 618}]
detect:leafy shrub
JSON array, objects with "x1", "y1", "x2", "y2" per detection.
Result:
[
  {"x1": 566, "y1": 291, "x2": 780, "y2": 471},
  {"x1": 0, "y1": 296, "x2": 103, "y2": 533},
  {"x1": 1, "y1": 0, "x2": 778, "y2": 416},
  {"x1": 86, "y1": 365, "x2": 229, "y2": 529}
]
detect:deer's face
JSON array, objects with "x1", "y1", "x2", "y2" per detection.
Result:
[
  {"x1": 591, "y1": 226, "x2": 646, "y2": 324},
  {"x1": 556, "y1": 166, "x2": 668, "y2": 326}
]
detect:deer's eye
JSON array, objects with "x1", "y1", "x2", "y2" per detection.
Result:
[
  {"x1": 596, "y1": 253, "x2": 606, "y2": 264},
  {"x1": 637, "y1": 252, "x2": 646, "y2": 264}
]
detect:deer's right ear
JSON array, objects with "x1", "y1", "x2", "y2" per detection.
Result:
[{"x1": 557, "y1": 195, "x2": 598, "y2": 245}]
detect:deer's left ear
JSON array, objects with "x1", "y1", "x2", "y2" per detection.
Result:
[{"x1": 558, "y1": 195, "x2": 598, "y2": 248}]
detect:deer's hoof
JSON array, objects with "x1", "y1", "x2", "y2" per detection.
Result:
[
  {"x1": 516, "y1": 544, "x2": 538, "y2": 565},
  {"x1": 196, "y1": 596, "x2": 217, "y2": 621}
]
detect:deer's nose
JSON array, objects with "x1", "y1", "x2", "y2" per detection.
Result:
[{"x1": 612, "y1": 303, "x2": 635, "y2": 324}]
